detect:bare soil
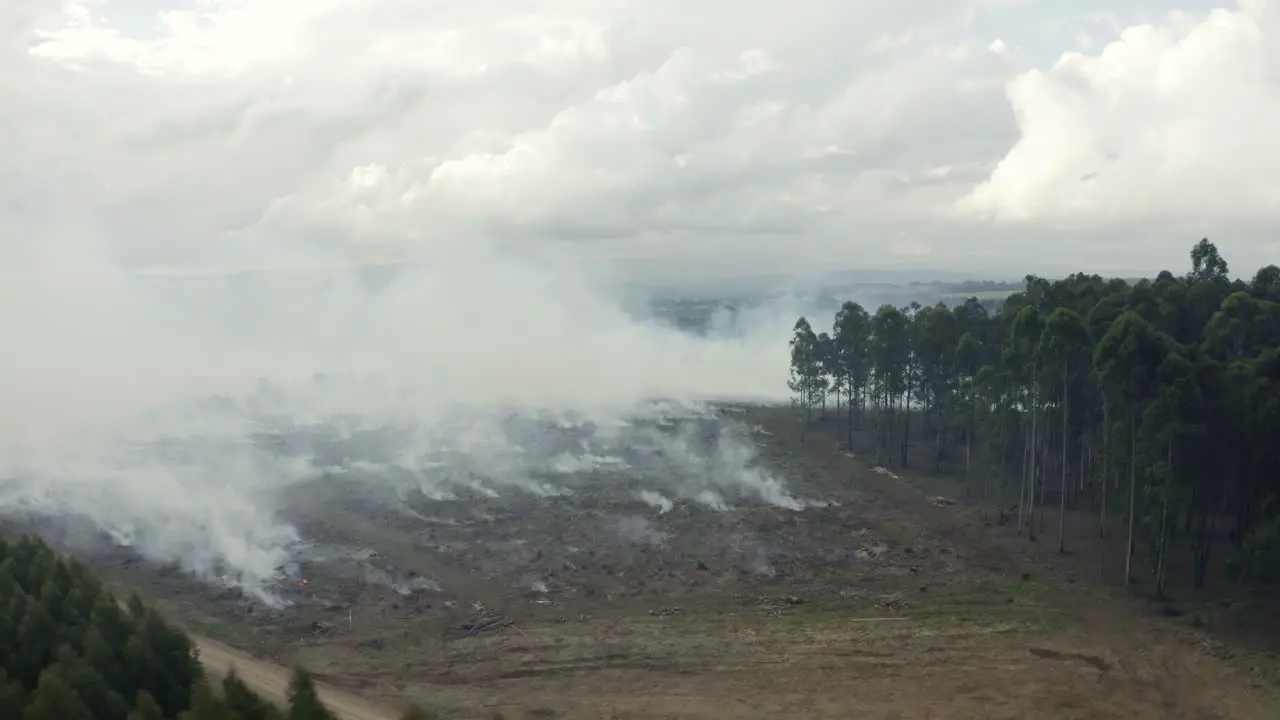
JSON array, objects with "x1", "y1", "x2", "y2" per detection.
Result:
[
  {"x1": 191, "y1": 631, "x2": 398, "y2": 720},
  {"x1": 91, "y1": 406, "x2": 1280, "y2": 719}
]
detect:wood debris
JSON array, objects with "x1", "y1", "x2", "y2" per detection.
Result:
[
  {"x1": 930, "y1": 496, "x2": 955, "y2": 506},
  {"x1": 1192, "y1": 634, "x2": 1233, "y2": 660},
  {"x1": 872, "y1": 466, "x2": 900, "y2": 479},
  {"x1": 746, "y1": 595, "x2": 805, "y2": 616},
  {"x1": 450, "y1": 603, "x2": 516, "y2": 638},
  {"x1": 649, "y1": 606, "x2": 683, "y2": 619},
  {"x1": 876, "y1": 593, "x2": 913, "y2": 611}
]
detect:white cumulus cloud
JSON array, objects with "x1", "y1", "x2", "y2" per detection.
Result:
[{"x1": 956, "y1": 0, "x2": 1280, "y2": 251}]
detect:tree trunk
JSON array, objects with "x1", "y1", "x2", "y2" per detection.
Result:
[
  {"x1": 1125, "y1": 408, "x2": 1137, "y2": 587},
  {"x1": 835, "y1": 383, "x2": 842, "y2": 440},
  {"x1": 934, "y1": 426, "x2": 944, "y2": 473},
  {"x1": 875, "y1": 385, "x2": 886, "y2": 466},
  {"x1": 847, "y1": 386, "x2": 855, "y2": 451},
  {"x1": 995, "y1": 417, "x2": 1006, "y2": 500},
  {"x1": 965, "y1": 406, "x2": 974, "y2": 500},
  {"x1": 1018, "y1": 411, "x2": 1030, "y2": 534},
  {"x1": 901, "y1": 382, "x2": 912, "y2": 468},
  {"x1": 1036, "y1": 399, "x2": 1048, "y2": 529},
  {"x1": 1058, "y1": 371, "x2": 1069, "y2": 554},
  {"x1": 1154, "y1": 434, "x2": 1173, "y2": 600},
  {"x1": 1028, "y1": 380, "x2": 1039, "y2": 540},
  {"x1": 1101, "y1": 402, "x2": 1110, "y2": 540},
  {"x1": 1077, "y1": 426, "x2": 1088, "y2": 505},
  {"x1": 1192, "y1": 511, "x2": 1211, "y2": 589}
]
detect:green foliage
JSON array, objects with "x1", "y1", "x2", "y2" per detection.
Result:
[
  {"x1": 286, "y1": 668, "x2": 335, "y2": 720},
  {"x1": 223, "y1": 670, "x2": 284, "y2": 720},
  {"x1": 0, "y1": 535, "x2": 353, "y2": 720},
  {"x1": 790, "y1": 239, "x2": 1280, "y2": 593}
]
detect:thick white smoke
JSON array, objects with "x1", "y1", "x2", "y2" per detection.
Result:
[{"x1": 0, "y1": 221, "x2": 813, "y2": 598}]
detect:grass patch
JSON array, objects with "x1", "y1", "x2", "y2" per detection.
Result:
[
  {"x1": 972, "y1": 575, "x2": 1048, "y2": 599},
  {"x1": 785, "y1": 577, "x2": 1067, "y2": 634},
  {"x1": 1173, "y1": 596, "x2": 1266, "y2": 630},
  {"x1": 198, "y1": 619, "x2": 236, "y2": 641}
]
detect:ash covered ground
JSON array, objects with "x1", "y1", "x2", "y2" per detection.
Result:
[{"x1": 24, "y1": 405, "x2": 886, "y2": 626}]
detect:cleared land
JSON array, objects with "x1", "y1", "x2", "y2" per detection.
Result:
[{"x1": 89, "y1": 406, "x2": 1280, "y2": 719}]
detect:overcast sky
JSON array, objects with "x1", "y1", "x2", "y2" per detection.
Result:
[{"x1": 3, "y1": 0, "x2": 1277, "y2": 281}]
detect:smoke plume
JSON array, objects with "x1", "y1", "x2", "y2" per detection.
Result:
[{"x1": 0, "y1": 225, "x2": 818, "y2": 598}]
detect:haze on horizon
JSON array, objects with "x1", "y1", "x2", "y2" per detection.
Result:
[{"x1": 1, "y1": 0, "x2": 1278, "y2": 595}]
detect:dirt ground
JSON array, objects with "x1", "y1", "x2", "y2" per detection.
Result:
[
  {"x1": 90, "y1": 406, "x2": 1280, "y2": 719},
  {"x1": 190, "y1": 631, "x2": 399, "y2": 720}
]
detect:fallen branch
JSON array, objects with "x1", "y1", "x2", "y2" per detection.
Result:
[
  {"x1": 449, "y1": 604, "x2": 516, "y2": 639},
  {"x1": 745, "y1": 595, "x2": 806, "y2": 615}
]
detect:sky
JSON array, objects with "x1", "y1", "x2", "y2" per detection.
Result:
[{"x1": 3, "y1": 0, "x2": 1279, "y2": 281}]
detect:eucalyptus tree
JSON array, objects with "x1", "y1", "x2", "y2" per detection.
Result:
[
  {"x1": 1093, "y1": 311, "x2": 1168, "y2": 584},
  {"x1": 786, "y1": 238, "x2": 1280, "y2": 597},
  {"x1": 816, "y1": 331, "x2": 836, "y2": 418},
  {"x1": 1143, "y1": 344, "x2": 1200, "y2": 599},
  {"x1": 901, "y1": 302, "x2": 924, "y2": 467},
  {"x1": 1009, "y1": 305, "x2": 1044, "y2": 535},
  {"x1": 1040, "y1": 307, "x2": 1090, "y2": 553},
  {"x1": 953, "y1": 332, "x2": 985, "y2": 493},
  {"x1": 916, "y1": 304, "x2": 959, "y2": 472},
  {"x1": 870, "y1": 305, "x2": 911, "y2": 466},
  {"x1": 833, "y1": 301, "x2": 872, "y2": 450},
  {"x1": 788, "y1": 317, "x2": 822, "y2": 437}
]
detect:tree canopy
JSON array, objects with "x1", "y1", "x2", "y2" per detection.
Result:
[
  {"x1": 0, "y1": 534, "x2": 430, "y2": 719},
  {"x1": 788, "y1": 240, "x2": 1280, "y2": 595}
]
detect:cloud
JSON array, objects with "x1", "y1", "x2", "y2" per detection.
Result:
[
  {"x1": 955, "y1": 1, "x2": 1280, "y2": 237},
  {"x1": 9, "y1": 1, "x2": 1280, "y2": 274},
  {"x1": 4, "y1": 0, "x2": 1027, "y2": 271}
]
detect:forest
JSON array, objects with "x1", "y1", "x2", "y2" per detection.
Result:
[
  {"x1": 787, "y1": 239, "x2": 1280, "y2": 599},
  {"x1": 0, "y1": 533, "x2": 430, "y2": 720}
]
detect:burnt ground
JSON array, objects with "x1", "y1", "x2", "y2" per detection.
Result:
[{"x1": 73, "y1": 405, "x2": 1280, "y2": 719}]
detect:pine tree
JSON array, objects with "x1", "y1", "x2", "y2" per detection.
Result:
[
  {"x1": 0, "y1": 668, "x2": 27, "y2": 720},
  {"x1": 180, "y1": 678, "x2": 235, "y2": 720},
  {"x1": 57, "y1": 647, "x2": 130, "y2": 720},
  {"x1": 287, "y1": 667, "x2": 335, "y2": 720},
  {"x1": 15, "y1": 597, "x2": 57, "y2": 687},
  {"x1": 23, "y1": 666, "x2": 95, "y2": 720},
  {"x1": 224, "y1": 669, "x2": 284, "y2": 720},
  {"x1": 128, "y1": 691, "x2": 166, "y2": 720}
]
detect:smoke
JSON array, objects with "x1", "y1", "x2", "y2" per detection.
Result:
[
  {"x1": 635, "y1": 490, "x2": 674, "y2": 514},
  {"x1": 0, "y1": 217, "x2": 823, "y2": 598}
]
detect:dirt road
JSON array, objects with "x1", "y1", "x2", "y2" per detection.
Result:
[{"x1": 192, "y1": 632, "x2": 399, "y2": 720}]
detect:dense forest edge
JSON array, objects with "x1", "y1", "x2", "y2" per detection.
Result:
[
  {"x1": 0, "y1": 533, "x2": 434, "y2": 719},
  {"x1": 786, "y1": 239, "x2": 1280, "y2": 601}
]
